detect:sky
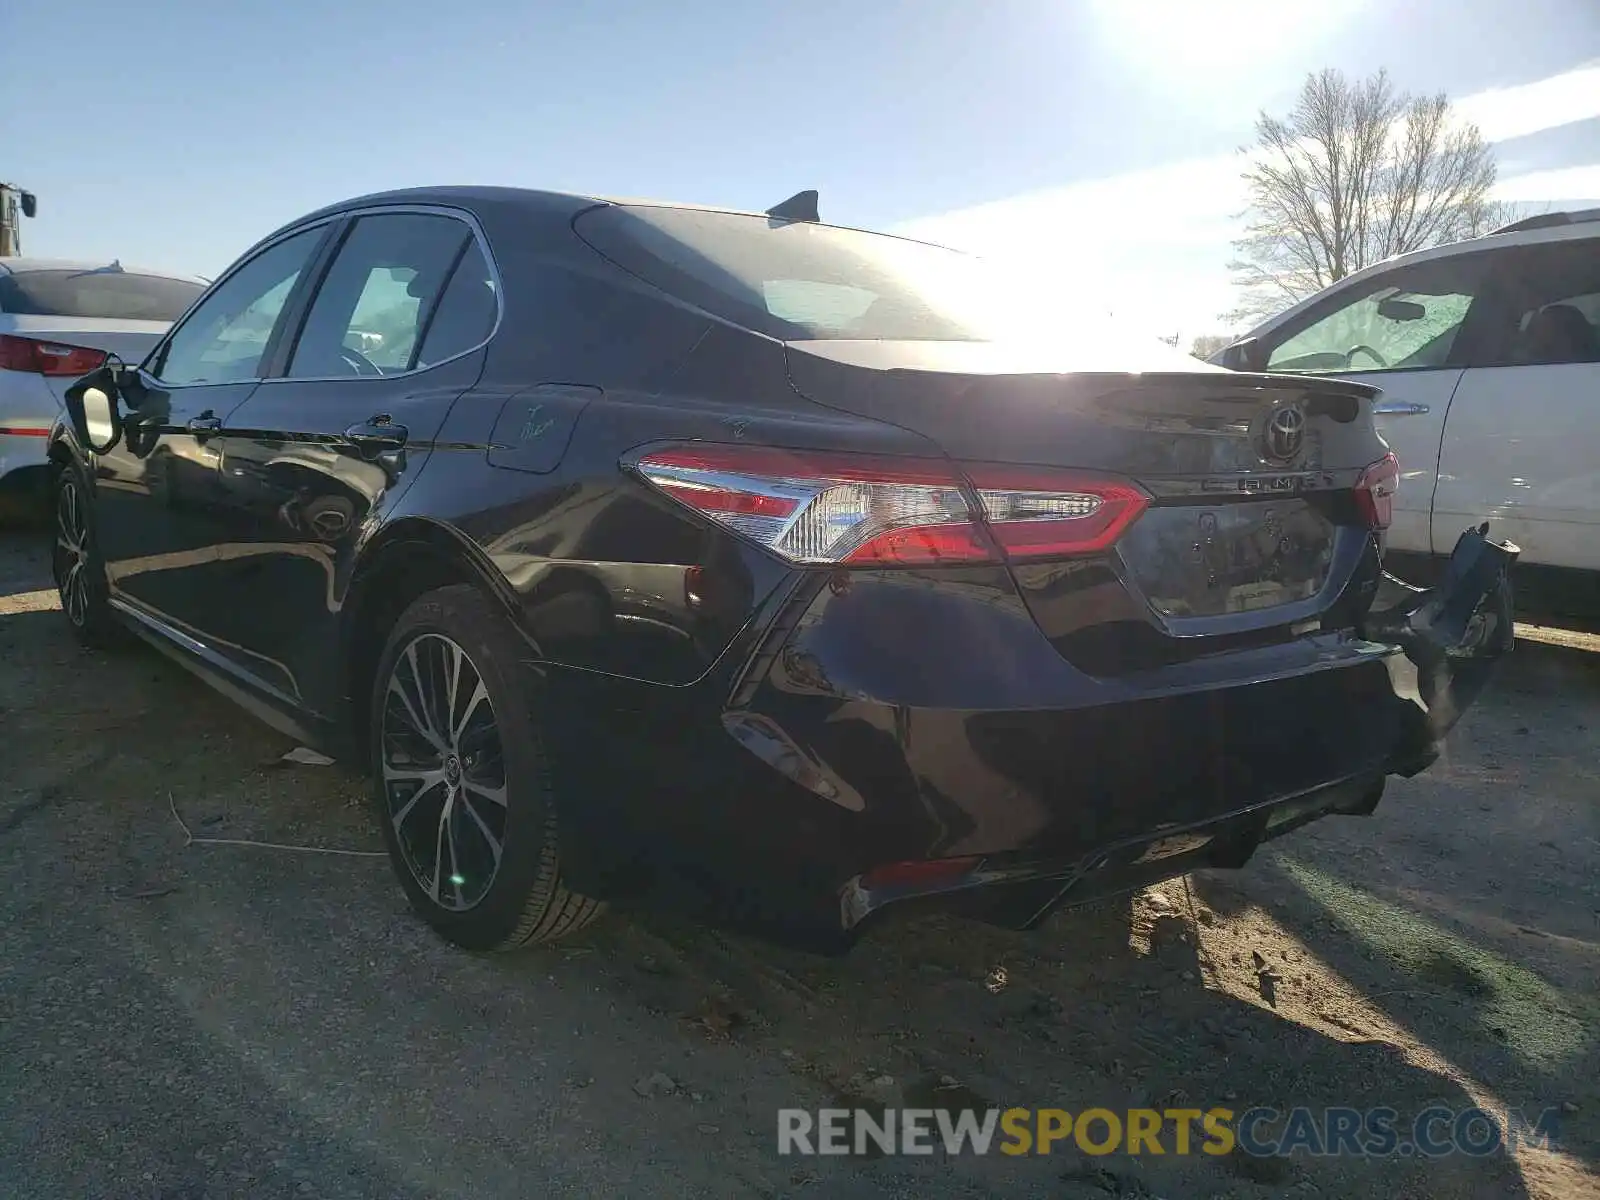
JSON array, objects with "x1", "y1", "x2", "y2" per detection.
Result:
[{"x1": 2, "y1": 0, "x2": 1597, "y2": 343}]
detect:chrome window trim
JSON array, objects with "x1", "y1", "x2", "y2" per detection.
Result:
[{"x1": 258, "y1": 202, "x2": 504, "y2": 386}]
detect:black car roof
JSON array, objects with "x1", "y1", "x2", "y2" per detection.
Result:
[
  {"x1": 281, "y1": 185, "x2": 790, "y2": 233},
  {"x1": 292, "y1": 185, "x2": 603, "y2": 226},
  {"x1": 238, "y1": 186, "x2": 596, "y2": 266}
]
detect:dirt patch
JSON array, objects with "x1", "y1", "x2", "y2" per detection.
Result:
[{"x1": 2, "y1": 529, "x2": 1597, "y2": 1199}]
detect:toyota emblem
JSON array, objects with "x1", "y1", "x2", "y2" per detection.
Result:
[{"x1": 1263, "y1": 404, "x2": 1306, "y2": 462}]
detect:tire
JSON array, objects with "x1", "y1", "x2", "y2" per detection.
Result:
[
  {"x1": 52, "y1": 463, "x2": 120, "y2": 647},
  {"x1": 369, "y1": 583, "x2": 604, "y2": 950}
]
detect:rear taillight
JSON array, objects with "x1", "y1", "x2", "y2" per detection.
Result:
[
  {"x1": 1354, "y1": 452, "x2": 1400, "y2": 530},
  {"x1": 0, "y1": 334, "x2": 107, "y2": 377},
  {"x1": 633, "y1": 445, "x2": 1149, "y2": 566},
  {"x1": 970, "y1": 467, "x2": 1150, "y2": 559}
]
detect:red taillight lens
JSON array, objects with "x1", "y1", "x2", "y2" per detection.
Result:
[
  {"x1": 0, "y1": 334, "x2": 107, "y2": 377},
  {"x1": 969, "y1": 467, "x2": 1150, "y2": 559},
  {"x1": 636, "y1": 446, "x2": 983, "y2": 565},
  {"x1": 633, "y1": 445, "x2": 1149, "y2": 566},
  {"x1": 1355, "y1": 452, "x2": 1400, "y2": 530}
]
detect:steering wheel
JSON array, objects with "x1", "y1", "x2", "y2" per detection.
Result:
[
  {"x1": 1345, "y1": 344, "x2": 1389, "y2": 370},
  {"x1": 338, "y1": 345, "x2": 384, "y2": 377}
]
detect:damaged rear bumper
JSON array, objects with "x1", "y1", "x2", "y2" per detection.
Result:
[
  {"x1": 841, "y1": 524, "x2": 1521, "y2": 936},
  {"x1": 556, "y1": 526, "x2": 1519, "y2": 952},
  {"x1": 1362, "y1": 523, "x2": 1519, "y2": 769}
]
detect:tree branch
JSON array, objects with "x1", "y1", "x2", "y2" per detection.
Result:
[{"x1": 1229, "y1": 68, "x2": 1496, "y2": 319}]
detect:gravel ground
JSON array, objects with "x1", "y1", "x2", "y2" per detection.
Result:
[{"x1": 2, "y1": 528, "x2": 1597, "y2": 1200}]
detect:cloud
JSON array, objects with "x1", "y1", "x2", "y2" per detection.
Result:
[
  {"x1": 1492, "y1": 163, "x2": 1600, "y2": 203},
  {"x1": 1455, "y1": 61, "x2": 1600, "y2": 143},
  {"x1": 898, "y1": 62, "x2": 1600, "y2": 340}
]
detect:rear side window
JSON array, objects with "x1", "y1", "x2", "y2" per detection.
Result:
[
  {"x1": 574, "y1": 205, "x2": 1065, "y2": 343},
  {"x1": 1483, "y1": 242, "x2": 1600, "y2": 366},
  {"x1": 0, "y1": 269, "x2": 203, "y2": 321},
  {"x1": 287, "y1": 213, "x2": 474, "y2": 377}
]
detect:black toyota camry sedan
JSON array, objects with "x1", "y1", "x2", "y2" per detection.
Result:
[{"x1": 49, "y1": 186, "x2": 1518, "y2": 952}]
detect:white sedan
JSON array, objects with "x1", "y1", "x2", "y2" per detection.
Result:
[{"x1": 1, "y1": 257, "x2": 205, "y2": 505}]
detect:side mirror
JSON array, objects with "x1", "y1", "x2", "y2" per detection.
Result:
[
  {"x1": 1217, "y1": 336, "x2": 1267, "y2": 373},
  {"x1": 19, "y1": 191, "x2": 37, "y2": 219},
  {"x1": 1377, "y1": 297, "x2": 1425, "y2": 322},
  {"x1": 63, "y1": 361, "x2": 126, "y2": 455}
]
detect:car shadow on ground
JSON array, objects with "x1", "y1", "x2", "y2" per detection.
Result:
[
  {"x1": 1186, "y1": 636, "x2": 1599, "y2": 1187},
  {"x1": 0, "y1": 528, "x2": 51, "y2": 600},
  {"x1": 538, "y1": 877, "x2": 1544, "y2": 1196}
]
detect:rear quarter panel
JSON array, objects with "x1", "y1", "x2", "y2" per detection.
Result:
[{"x1": 416, "y1": 243, "x2": 938, "y2": 687}]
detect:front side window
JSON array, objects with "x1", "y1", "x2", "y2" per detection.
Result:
[
  {"x1": 287, "y1": 213, "x2": 473, "y2": 378},
  {"x1": 151, "y1": 229, "x2": 324, "y2": 385},
  {"x1": 1265, "y1": 255, "x2": 1488, "y2": 374},
  {"x1": 0, "y1": 269, "x2": 203, "y2": 322}
]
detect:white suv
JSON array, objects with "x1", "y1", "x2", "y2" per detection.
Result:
[{"x1": 1218, "y1": 209, "x2": 1599, "y2": 603}]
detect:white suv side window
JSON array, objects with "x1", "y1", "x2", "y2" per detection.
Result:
[
  {"x1": 1488, "y1": 243, "x2": 1600, "y2": 366},
  {"x1": 1265, "y1": 256, "x2": 1488, "y2": 374}
]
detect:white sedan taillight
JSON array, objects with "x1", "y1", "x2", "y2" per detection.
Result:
[
  {"x1": 1354, "y1": 452, "x2": 1400, "y2": 530},
  {"x1": 0, "y1": 334, "x2": 107, "y2": 377},
  {"x1": 633, "y1": 445, "x2": 1150, "y2": 566}
]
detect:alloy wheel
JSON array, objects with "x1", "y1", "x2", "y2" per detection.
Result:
[
  {"x1": 379, "y1": 633, "x2": 509, "y2": 911},
  {"x1": 54, "y1": 479, "x2": 90, "y2": 628}
]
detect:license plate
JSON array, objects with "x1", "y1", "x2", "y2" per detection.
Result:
[{"x1": 1119, "y1": 499, "x2": 1337, "y2": 619}]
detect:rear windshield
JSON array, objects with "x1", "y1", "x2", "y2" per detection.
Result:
[
  {"x1": 576, "y1": 205, "x2": 1077, "y2": 343},
  {"x1": 0, "y1": 269, "x2": 203, "y2": 322}
]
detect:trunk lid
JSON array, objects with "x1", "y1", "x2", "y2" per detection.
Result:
[{"x1": 784, "y1": 340, "x2": 1389, "y2": 658}]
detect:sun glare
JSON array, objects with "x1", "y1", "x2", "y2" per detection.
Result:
[{"x1": 1090, "y1": 0, "x2": 1369, "y2": 74}]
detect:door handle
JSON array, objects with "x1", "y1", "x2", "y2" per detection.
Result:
[
  {"x1": 187, "y1": 412, "x2": 222, "y2": 438},
  {"x1": 345, "y1": 413, "x2": 410, "y2": 478},
  {"x1": 344, "y1": 414, "x2": 409, "y2": 451},
  {"x1": 1372, "y1": 400, "x2": 1430, "y2": 416}
]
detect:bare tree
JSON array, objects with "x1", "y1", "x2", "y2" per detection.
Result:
[
  {"x1": 1190, "y1": 333, "x2": 1233, "y2": 360},
  {"x1": 1460, "y1": 197, "x2": 1554, "y2": 237},
  {"x1": 1227, "y1": 69, "x2": 1499, "y2": 325}
]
